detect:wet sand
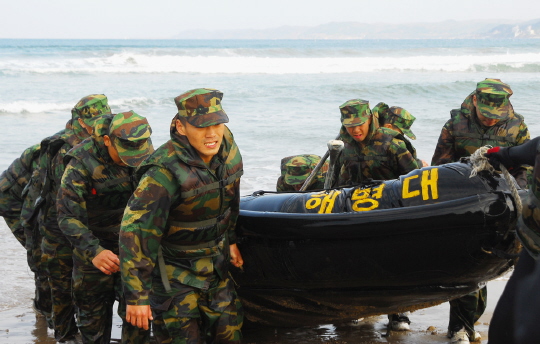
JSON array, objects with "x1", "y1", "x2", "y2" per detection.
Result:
[{"x1": 0, "y1": 219, "x2": 509, "y2": 344}]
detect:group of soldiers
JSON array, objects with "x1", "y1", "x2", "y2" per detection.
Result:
[
  {"x1": 277, "y1": 78, "x2": 530, "y2": 344},
  {"x1": 0, "y1": 89, "x2": 243, "y2": 344},
  {"x1": 0, "y1": 78, "x2": 534, "y2": 344}
]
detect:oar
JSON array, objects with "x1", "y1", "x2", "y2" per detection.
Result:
[
  {"x1": 323, "y1": 140, "x2": 344, "y2": 189},
  {"x1": 299, "y1": 134, "x2": 343, "y2": 191}
]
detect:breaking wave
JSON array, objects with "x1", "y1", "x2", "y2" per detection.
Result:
[{"x1": 1, "y1": 50, "x2": 539, "y2": 75}]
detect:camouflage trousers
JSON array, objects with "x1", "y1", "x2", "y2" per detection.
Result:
[
  {"x1": 449, "y1": 285, "x2": 487, "y2": 337},
  {"x1": 31, "y1": 249, "x2": 53, "y2": 327},
  {"x1": 151, "y1": 276, "x2": 243, "y2": 344},
  {"x1": 41, "y1": 236, "x2": 78, "y2": 341},
  {"x1": 73, "y1": 255, "x2": 151, "y2": 344}
]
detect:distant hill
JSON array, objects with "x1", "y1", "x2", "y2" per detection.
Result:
[{"x1": 172, "y1": 19, "x2": 540, "y2": 39}]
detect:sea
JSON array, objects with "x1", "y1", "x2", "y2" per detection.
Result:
[{"x1": 0, "y1": 38, "x2": 539, "y2": 343}]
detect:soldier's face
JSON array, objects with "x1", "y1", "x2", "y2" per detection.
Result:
[
  {"x1": 103, "y1": 135, "x2": 127, "y2": 166},
  {"x1": 346, "y1": 117, "x2": 371, "y2": 142},
  {"x1": 176, "y1": 119, "x2": 225, "y2": 163}
]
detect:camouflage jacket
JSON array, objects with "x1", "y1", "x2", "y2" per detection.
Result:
[
  {"x1": 0, "y1": 144, "x2": 41, "y2": 246},
  {"x1": 57, "y1": 117, "x2": 136, "y2": 265},
  {"x1": 39, "y1": 119, "x2": 90, "y2": 244},
  {"x1": 334, "y1": 118, "x2": 419, "y2": 186},
  {"x1": 431, "y1": 92, "x2": 530, "y2": 186},
  {"x1": 120, "y1": 123, "x2": 243, "y2": 305}
]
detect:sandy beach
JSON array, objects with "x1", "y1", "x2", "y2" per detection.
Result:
[{"x1": 0, "y1": 218, "x2": 510, "y2": 344}]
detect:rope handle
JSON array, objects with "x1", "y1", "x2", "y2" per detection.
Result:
[{"x1": 469, "y1": 145, "x2": 522, "y2": 215}]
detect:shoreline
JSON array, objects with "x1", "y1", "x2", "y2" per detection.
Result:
[{"x1": 0, "y1": 279, "x2": 509, "y2": 343}]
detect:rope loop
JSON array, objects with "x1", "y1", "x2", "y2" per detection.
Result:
[{"x1": 469, "y1": 146, "x2": 522, "y2": 215}]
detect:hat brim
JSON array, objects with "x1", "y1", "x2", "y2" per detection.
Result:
[
  {"x1": 83, "y1": 115, "x2": 105, "y2": 127},
  {"x1": 401, "y1": 128, "x2": 416, "y2": 140},
  {"x1": 342, "y1": 120, "x2": 368, "y2": 128},
  {"x1": 284, "y1": 172, "x2": 310, "y2": 185},
  {"x1": 186, "y1": 110, "x2": 229, "y2": 128},
  {"x1": 477, "y1": 102, "x2": 510, "y2": 120},
  {"x1": 114, "y1": 138, "x2": 154, "y2": 167}
]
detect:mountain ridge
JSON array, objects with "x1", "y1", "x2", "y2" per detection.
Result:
[{"x1": 172, "y1": 19, "x2": 540, "y2": 39}]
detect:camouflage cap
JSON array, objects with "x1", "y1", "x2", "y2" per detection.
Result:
[
  {"x1": 283, "y1": 154, "x2": 321, "y2": 185},
  {"x1": 385, "y1": 106, "x2": 417, "y2": 140},
  {"x1": 475, "y1": 78, "x2": 512, "y2": 120},
  {"x1": 174, "y1": 88, "x2": 229, "y2": 128},
  {"x1": 108, "y1": 111, "x2": 153, "y2": 167},
  {"x1": 339, "y1": 99, "x2": 372, "y2": 127},
  {"x1": 72, "y1": 94, "x2": 112, "y2": 126}
]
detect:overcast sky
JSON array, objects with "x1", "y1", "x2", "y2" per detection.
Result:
[{"x1": 2, "y1": 0, "x2": 539, "y2": 39}]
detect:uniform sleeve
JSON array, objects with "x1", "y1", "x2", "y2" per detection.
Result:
[
  {"x1": 390, "y1": 139, "x2": 420, "y2": 175},
  {"x1": 120, "y1": 166, "x2": 178, "y2": 306},
  {"x1": 431, "y1": 120, "x2": 456, "y2": 166},
  {"x1": 41, "y1": 144, "x2": 71, "y2": 230},
  {"x1": 511, "y1": 120, "x2": 532, "y2": 188},
  {"x1": 57, "y1": 159, "x2": 104, "y2": 264},
  {"x1": 227, "y1": 178, "x2": 241, "y2": 245}
]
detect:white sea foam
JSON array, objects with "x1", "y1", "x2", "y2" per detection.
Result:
[
  {"x1": 0, "y1": 97, "x2": 160, "y2": 114},
  {"x1": 1, "y1": 51, "x2": 540, "y2": 75}
]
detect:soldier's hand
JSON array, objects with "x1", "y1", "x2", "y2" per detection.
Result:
[
  {"x1": 230, "y1": 243, "x2": 244, "y2": 269},
  {"x1": 126, "y1": 305, "x2": 153, "y2": 330},
  {"x1": 485, "y1": 146, "x2": 513, "y2": 170},
  {"x1": 92, "y1": 250, "x2": 120, "y2": 275}
]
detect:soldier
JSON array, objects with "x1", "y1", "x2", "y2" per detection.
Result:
[
  {"x1": 0, "y1": 144, "x2": 52, "y2": 324},
  {"x1": 332, "y1": 99, "x2": 420, "y2": 187},
  {"x1": 57, "y1": 111, "x2": 153, "y2": 344},
  {"x1": 376, "y1": 102, "x2": 429, "y2": 167},
  {"x1": 431, "y1": 78, "x2": 530, "y2": 344},
  {"x1": 485, "y1": 137, "x2": 540, "y2": 344},
  {"x1": 120, "y1": 88, "x2": 244, "y2": 343},
  {"x1": 332, "y1": 99, "x2": 420, "y2": 331},
  {"x1": 276, "y1": 154, "x2": 328, "y2": 191},
  {"x1": 39, "y1": 94, "x2": 112, "y2": 343}
]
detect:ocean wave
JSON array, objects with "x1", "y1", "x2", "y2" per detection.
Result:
[
  {"x1": 0, "y1": 97, "x2": 161, "y2": 114},
  {"x1": 1, "y1": 51, "x2": 540, "y2": 75}
]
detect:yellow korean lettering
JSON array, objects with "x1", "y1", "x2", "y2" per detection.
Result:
[
  {"x1": 372, "y1": 184, "x2": 385, "y2": 199},
  {"x1": 421, "y1": 168, "x2": 439, "y2": 200},
  {"x1": 352, "y1": 199, "x2": 379, "y2": 212},
  {"x1": 402, "y1": 175, "x2": 420, "y2": 199}
]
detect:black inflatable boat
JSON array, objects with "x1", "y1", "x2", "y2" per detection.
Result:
[{"x1": 233, "y1": 159, "x2": 523, "y2": 327}]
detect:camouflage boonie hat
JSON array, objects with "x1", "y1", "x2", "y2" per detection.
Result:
[
  {"x1": 372, "y1": 102, "x2": 390, "y2": 122},
  {"x1": 108, "y1": 111, "x2": 153, "y2": 167},
  {"x1": 385, "y1": 106, "x2": 417, "y2": 140},
  {"x1": 475, "y1": 78, "x2": 512, "y2": 120},
  {"x1": 339, "y1": 99, "x2": 372, "y2": 127},
  {"x1": 72, "y1": 94, "x2": 112, "y2": 126},
  {"x1": 174, "y1": 88, "x2": 229, "y2": 128},
  {"x1": 283, "y1": 154, "x2": 321, "y2": 185}
]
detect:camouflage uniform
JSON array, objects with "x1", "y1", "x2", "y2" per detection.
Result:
[
  {"x1": 276, "y1": 154, "x2": 328, "y2": 191},
  {"x1": 431, "y1": 79, "x2": 530, "y2": 341},
  {"x1": 0, "y1": 144, "x2": 53, "y2": 322},
  {"x1": 57, "y1": 112, "x2": 153, "y2": 344},
  {"x1": 376, "y1": 102, "x2": 424, "y2": 167},
  {"x1": 334, "y1": 99, "x2": 419, "y2": 187},
  {"x1": 120, "y1": 89, "x2": 244, "y2": 344},
  {"x1": 0, "y1": 144, "x2": 40, "y2": 246},
  {"x1": 431, "y1": 80, "x2": 530, "y2": 187},
  {"x1": 335, "y1": 100, "x2": 419, "y2": 329},
  {"x1": 39, "y1": 94, "x2": 112, "y2": 342}
]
